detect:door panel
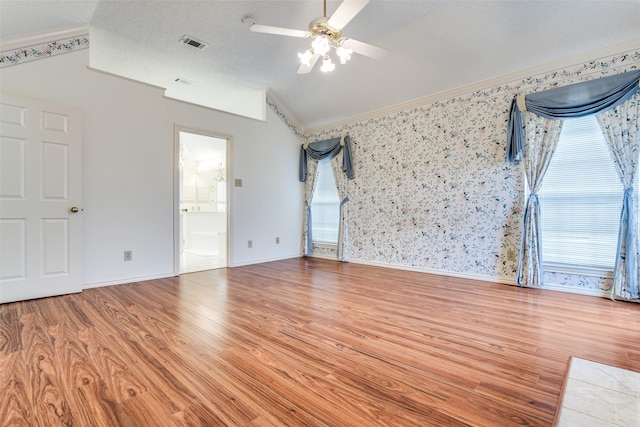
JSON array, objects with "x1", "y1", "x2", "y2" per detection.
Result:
[
  {"x1": 0, "y1": 136, "x2": 26, "y2": 198},
  {"x1": 42, "y1": 218, "x2": 69, "y2": 276},
  {"x1": 0, "y1": 219, "x2": 26, "y2": 280},
  {"x1": 0, "y1": 93, "x2": 82, "y2": 303},
  {"x1": 42, "y1": 141, "x2": 69, "y2": 199}
]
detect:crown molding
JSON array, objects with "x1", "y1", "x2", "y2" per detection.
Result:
[
  {"x1": 305, "y1": 38, "x2": 640, "y2": 135},
  {"x1": 0, "y1": 25, "x2": 89, "y2": 51}
]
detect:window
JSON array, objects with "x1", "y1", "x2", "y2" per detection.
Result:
[
  {"x1": 311, "y1": 158, "x2": 340, "y2": 244},
  {"x1": 538, "y1": 115, "x2": 625, "y2": 270}
]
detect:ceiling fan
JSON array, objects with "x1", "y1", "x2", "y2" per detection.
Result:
[{"x1": 245, "y1": 0, "x2": 387, "y2": 74}]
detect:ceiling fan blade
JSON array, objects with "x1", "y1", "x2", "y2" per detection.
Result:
[
  {"x1": 342, "y1": 38, "x2": 388, "y2": 60},
  {"x1": 297, "y1": 53, "x2": 321, "y2": 74},
  {"x1": 250, "y1": 24, "x2": 309, "y2": 38},
  {"x1": 327, "y1": 0, "x2": 369, "y2": 30}
]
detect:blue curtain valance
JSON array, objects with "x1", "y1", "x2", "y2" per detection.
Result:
[
  {"x1": 507, "y1": 69, "x2": 640, "y2": 162},
  {"x1": 299, "y1": 135, "x2": 354, "y2": 182}
]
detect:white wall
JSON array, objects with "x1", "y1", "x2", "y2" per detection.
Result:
[{"x1": 0, "y1": 49, "x2": 303, "y2": 288}]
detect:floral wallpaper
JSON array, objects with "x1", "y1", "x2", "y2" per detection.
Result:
[{"x1": 304, "y1": 48, "x2": 640, "y2": 294}]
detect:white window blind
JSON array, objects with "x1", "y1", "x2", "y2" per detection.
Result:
[
  {"x1": 538, "y1": 115, "x2": 624, "y2": 270},
  {"x1": 311, "y1": 158, "x2": 340, "y2": 244}
]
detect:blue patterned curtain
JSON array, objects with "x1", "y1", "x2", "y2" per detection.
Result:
[
  {"x1": 299, "y1": 136, "x2": 354, "y2": 182},
  {"x1": 330, "y1": 150, "x2": 351, "y2": 261},
  {"x1": 596, "y1": 93, "x2": 640, "y2": 300},
  {"x1": 517, "y1": 113, "x2": 563, "y2": 286},
  {"x1": 507, "y1": 70, "x2": 640, "y2": 162},
  {"x1": 301, "y1": 160, "x2": 319, "y2": 255},
  {"x1": 509, "y1": 70, "x2": 640, "y2": 291},
  {"x1": 300, "y1": 136, "x2": 354, "y2": 257}
]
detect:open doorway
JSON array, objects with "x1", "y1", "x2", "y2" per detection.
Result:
[{"x1": 178, "y1": 130, "x2": 228, "y2": 273}]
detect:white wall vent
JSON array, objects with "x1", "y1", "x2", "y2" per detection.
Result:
[{"x1": 179, "y1": 35, "x2": 207, "y2": 50}]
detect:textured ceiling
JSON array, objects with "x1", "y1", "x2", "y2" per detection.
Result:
[{"x1": 2, "y1": 1, "x2": 640, "y2": 130}]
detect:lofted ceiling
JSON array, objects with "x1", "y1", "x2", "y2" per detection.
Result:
[{"x1": 1, "y1": 1, "x2": 640, "y2": 131}]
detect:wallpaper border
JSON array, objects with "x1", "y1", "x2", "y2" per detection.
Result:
[
  {"x1": 266, "y1": 92, "x2": 306, "y2": 141},
  {"x1": 0, "y1": 34, "x2": 90, "y2": 68}
]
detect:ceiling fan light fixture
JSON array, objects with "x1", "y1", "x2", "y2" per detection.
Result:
[
  {"x1": 320, "y1": 55, "x2": 335, "y2": 72},
  {"x1": 249, "y1": 0, "x2": 385, "y2": 74},
  {"x1": 336, "y1": 44, "x2": 352, "y2": 64},
  {"x1": 311, "y1": 35, "x2": 331, "y2": 56},
  {"x1": 298, "y1": 49, "x2": 314, "y2": 66}
]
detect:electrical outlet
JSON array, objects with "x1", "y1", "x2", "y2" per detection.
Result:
[
  {"x1": 248, "y1": 240, "x2": 252, "y2": 248},
  {"x1": 124, "y1": 250, "x2": 132, "y2": 261},
  {"x1": 506, "y1": 249, "x2": 516, "y2": 261},
  {"x1": 275, "y1": 236, "x2": 280, "y2": 244}
]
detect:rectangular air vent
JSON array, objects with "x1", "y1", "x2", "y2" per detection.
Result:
[
  {"x1": 174, "y1": 77, "x2": 193, "y2": 86},
  {"x1": 179, "y1": 35, "x2": 207, "y2": 50}
]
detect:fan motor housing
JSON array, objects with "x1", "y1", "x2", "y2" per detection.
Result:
[{"x1": 309, "y1": 17, "x2": 341, "y2": 40}]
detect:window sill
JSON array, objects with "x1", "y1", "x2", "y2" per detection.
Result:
[
  {"x1": 313, "y1": 242, "x2": 337, "y2": 250},
  {"x1": 543, "y1": 262, "x2": 614, "y2": 278}
]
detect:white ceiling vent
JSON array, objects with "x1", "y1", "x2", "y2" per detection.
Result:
[
  {"x1": 174, "y1": 77, "x2": 193, "y2": 86},
  {"x1": 179, "y1": 35, "x2": 207, "y2": 50}
]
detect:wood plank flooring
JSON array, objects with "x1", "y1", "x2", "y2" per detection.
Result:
[{"x1": 2, "y1": 257, "x2": 640, "y2": 426}]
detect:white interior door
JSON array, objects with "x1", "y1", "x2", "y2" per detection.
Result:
[{"x1": 0, "y1": 93, "x2": 82, "y2": 303}]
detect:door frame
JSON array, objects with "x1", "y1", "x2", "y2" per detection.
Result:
[{"x1": 173, "y1": 125, "x2": 232, "y2": 275}]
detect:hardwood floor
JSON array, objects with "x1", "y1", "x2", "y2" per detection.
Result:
[{"x1": 2, "y1": 257, "x2": 640, "y2": 426}]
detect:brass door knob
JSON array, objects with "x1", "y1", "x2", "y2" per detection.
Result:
[
  {"x1": 181, "y1": 208, "x2": 188, "y2": 212},
  {"x1": 70, "y1": 206, "x2": 79, "y2": 213}
]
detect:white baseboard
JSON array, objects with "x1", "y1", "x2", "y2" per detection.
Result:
[
  {"x1": 350, "y1": 258, "x2": 515, "y2": 286},
  {"x1": 229, "y1": 253, "x2": 302, "y2": 268},
  {"x1": 309, "y1": 253, "x2": 338, "y2": 261},
  {"x1": 348, "y1": 258, "x2": 616, "y2": 299},
  {"x1": 81, "y1": 257, "x2": 615, "y2": 301},
  {"x1": 533, "y1": 283, "x2": 609, "y2": 298},
  {"x1": 82, "y1": 254, "x2": 303, "y2": 289},
  {"x1": 82, "y1": 272, "x2": 175, "y2": 290}
]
